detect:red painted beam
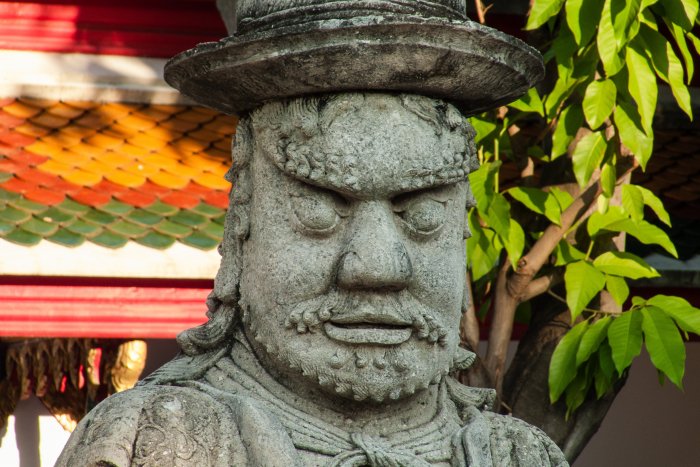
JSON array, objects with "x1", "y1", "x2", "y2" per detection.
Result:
[{"x1": 0, "y1": 284, "x2": 209, "y2": 338}]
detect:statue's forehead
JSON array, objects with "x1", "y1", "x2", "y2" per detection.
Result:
[{"x1": 258, "y1": 106, "x2": 471, "y2": 197}]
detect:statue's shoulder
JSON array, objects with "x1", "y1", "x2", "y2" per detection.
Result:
[
  {"x1": 445, "y1": 377, "x2": 568, "y2": 467},
  {"x1": 56, "y1": 383, "x2": 246, "y2": 467},
  {"x1": 481, "y1": 411, "x2": 569, "y2": 467}
]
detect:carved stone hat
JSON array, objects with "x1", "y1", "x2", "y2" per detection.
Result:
[{"x1": 164, "y1": 0, "x2": 544, "y2": 115}]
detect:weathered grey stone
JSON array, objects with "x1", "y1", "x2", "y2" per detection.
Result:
[
  {"x1": 57, "y1": 1, "x2": 566, "y2": 465},
  {"x1": 57, "y1": 93, "x2": 567, "y2": 466},
  {"x1": 166, "y1": 0, "x2": 544, "y2": 115}
]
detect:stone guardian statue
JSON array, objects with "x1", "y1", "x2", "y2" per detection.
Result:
[{"x1": 57, "y1": 1, "x2": 568, "y2": 466}]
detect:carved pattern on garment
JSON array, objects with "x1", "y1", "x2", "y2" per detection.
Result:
[{"x1": 132, "y1": 392, "x2": 219, "y2": 467}]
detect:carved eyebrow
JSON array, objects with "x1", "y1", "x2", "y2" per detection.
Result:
[{"x1": 391, "y1": 183, "x2": 456, "y2": 207}]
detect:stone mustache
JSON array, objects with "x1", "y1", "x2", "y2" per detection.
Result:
[
  {"x1": 57, "y1": 93, "x2": 568, "y2": 466},
  {"x1": 57, "y1": 0, "x2": 567, "y2": 465}
]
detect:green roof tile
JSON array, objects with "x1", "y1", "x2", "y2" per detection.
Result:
[
  {"x1": 199, "y1": 221, "x2": 224, "y2": 239},
  {"x1": 126, "y1": 209, "x2": 163, "y2": 226},
  {"x1": 135, "y1": 231, "x2": 176, "y2": 249},
  {"x1": 11, "y1": 198, "x2": 47, "y2": 214},
  {"x1": 21, "y1": 216, "x2": 60, "y2": 236},
  {"x1": 108, "y1": 220, "x2": 148, "y2": 237},
  {"x1": 65, "y1": 219, "x2": 102, "y2": 237},
  {"x1": 91, "y1": 230, "x2": 128, "y2": 249},
  {"x1": 97, "y1": 199, "x2": 134, "y2": 216},
  {"x1": 55, "y1": 198, "x2": 90, "y2": 215},
  {"x1": 5, "y1": 227, "x2": 42, "y2": 246},
  {"x1": 40, "y1": 207, "x2": 75, "y2": 225},
  {"x1": 0, "y1": 172, "x2": 11, "y2": 183},
  {"x1": 83, "y1": 209, "x2": 116, "y2": 225},
  {"x1": 213, "y1": 213, "x2": 226, "y2": 224},
  {"x1": 143, "y1": 200, "x2": 179, "y2": 216},
  {"x1": 47, "y1": 228, "x2": 85, "y2": 247},
  {"x1": 169, "y1": 210, "x2": 207, "y2": 227},
  {"x1": 0, "y1": 189, "x2": 21, "y2": 202},
  {"x1": 0, "y1": 206, "x2": 31, "y2": 223},
  {"x1": 191, "y1": 202, "x2": 224, "y2": 218},
  {"x1": 181, "y1": 231, "x2": 220, "y2": 250},
  {"x1": 0, "y1": 219, "x2": 14, "y2": 235},
  {"x1": 154, "y1": 220, "x2": 191, "y2": 238}
]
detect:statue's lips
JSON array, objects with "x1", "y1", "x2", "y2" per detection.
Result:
[{"x1": 323, "y1": 322, "x2": 412, "y2": 345}]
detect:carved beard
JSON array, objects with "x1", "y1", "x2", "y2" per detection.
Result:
[{"x1": 244, "y1": 289, "x2": 457, "y2": 403}]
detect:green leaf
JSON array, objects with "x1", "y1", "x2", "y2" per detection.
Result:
[
  {"x1": 605, "y1": 218, "x2": 678, "y2": 257},
  {"x1": 577, "y1": 317, "x2": 613, "y2": 367},
  {"x1": 508, "y1": 187, "x2": 563, "y2": 225},
  {"x1": 625, "y1": 40, "x2": 658, "y2": 133},
  {"x1": 598, "y1": 0, "x2": 626, "y2": 76},
  {"x1": 508, "y1": 87, "x2": 544, "y2": 116},
  {"x1": 566, "y1": 0, "x2": 604, "y2": 45},
  {"x1": 641, "y1": 306, "x2": 686, "y2": 389},
  {"x1": 467, "y1": 212, "x2": 501, "y2": 281},
  {"x1": 552, "y1": 105, "x2": 584, "y2": 159},
  {"x1": 622, "y1": 184, "x2": 645, "y2": 222},
  {"x1": 639, "y1": 26, "x2": 692, "y2": 118},
  {"x1": 608, "y1": 310, "x2": 643, "y2": 374},
  {"x1": 664, "y1": 19, "x2": 694, "y2": 83},
  {"x1": 595, "y1": 341, "x2": 615, "y2": 398},
  {"x1": 527, "y1": 0, "x2": 566, "y2": 30},
  {"x1": 661, "y1": 0, "x2": 699, "y2": 31},
  {"x1": 504, "y1": 218, "x2": 525, "y2": 267},
  {"x1": 484, "y1": 192, "x2": 511, "y2": 241},
  {"x1": 554, "y1": 240, "x2": 587, "y2": 266},
  {"x1": 565, "y1": 261, "x2": 607, "y2": 320},
  {"x1": 572, "y1": 131, "x2": 607, "y2": 187},
  {"x1": 606, "y1": 275, "x2": 630, "y2": 306},
  {"x1": 549, "y1": 320, "x2": 589, "y2": 402},
  {"x1": 470, "y1": 115, "x2": 498, "y2": 145},
  {"x1": 587, "y1": 206, "x2": 627, "y2": 237},
  {"x1": 593, "y1": 251, "x2": 660, "y2": 279},
  {"x1": 468, "y1": 161, "x2": 501, "y2": 213},
  {"x1": 614, "y1": 101, "x2": 654, "y2": 168},
  {"x1": 583, "y1": 79, "x2": 617, "y2": 129},
  {"x1": 564, "y1": 364, "x2": 592, "y2": 417},
  {"x1": 647, "y1": 295, "x2": 700, "y2": 334},
  {"x1": 600, "y1": 161, "x2": 616, "y2": 198},
  {"x1": 612, "y1": 0, "x2": 642, "y2": 49},
  {"x1": 550, "y1": 187, "x2": 575, "y2": 212}
]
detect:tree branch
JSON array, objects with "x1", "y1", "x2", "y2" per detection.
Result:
[{"x1": 521, "y1": 271, "x2": 563, "y2": 303}]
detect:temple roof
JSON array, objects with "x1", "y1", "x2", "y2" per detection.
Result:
[{"x1": 0, "y1": 97, "x2": 236, "y2": 251}]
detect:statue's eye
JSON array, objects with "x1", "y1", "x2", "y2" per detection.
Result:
[
  {"x1": 397, "y1": 198, "x2": 446, "y2": 236},
  {"x1": 291, "y1": 195, "x2": 340, "y2": 233}
]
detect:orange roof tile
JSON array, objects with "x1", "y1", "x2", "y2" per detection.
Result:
[{"x1": 0, "y1": 97, "x2": 234, "y2": 251}]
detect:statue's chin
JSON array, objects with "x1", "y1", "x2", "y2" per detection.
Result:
[{"x1": 248, "y1": 326, "x2": 455, "y2": 404}]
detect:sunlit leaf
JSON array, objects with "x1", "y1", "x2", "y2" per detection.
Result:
[
  {"x1": 566, "y1": 0, "x2": 604, "y2": 45},
  {"x1": 606, "y1": 275, "x2": 630, "y2": 306},
  {"x1": 554, "y1": 240, "x2": 587, "y2": 266},
  {"x1": 577, "y1": 316, "x2": 612, "y2": 367},
  {"x1": 527, "y1": 0, "x2": 566, "y2": 30},
  {"x1": 552, "y1": 105, "x2": 584, "y2": 159},
  {"x1": 622, "y1": 184, "x2": 645, "y2": 222},
  {"x1": 593, "y1": 251, "x2": 660, "y2": 279},
  {"x1": 565, "y1": 261, "x2": 606, "y2": 320},
  {"x1": 583, "y1": 79, "x2": 617, "y2": 129},
  {"x1": 598, "y1": 0, "x2": 626, "y2": 76},
  {"x1": 614, "y1": 101, "x2": 654, "y2": 168},
  {"x1": 549, "y1": 320, "x2": 589, "y2": 402},
  {"x1": 572, "y1": 131, "x2": 607, "y2": 187},
  {"x1": 608, "y1": 310, "x2": 643, "y2": 374},
  {"x1": 647, "y1": 295, "x2": 700, "y2": 334},
  {"x1": 625, "y1": 39, "x2": 658, "y2": 132},
  {"x1": 641, "y1": 306, "x2": 686, "y2": 389}
]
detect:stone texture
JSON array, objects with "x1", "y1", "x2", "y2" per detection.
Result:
[
  {"x1": 57, "y1": 93, "x2": 567, "y2": 466},
  {"x1": 166, "y1": 0, "x2": 544, "y2": 115}
]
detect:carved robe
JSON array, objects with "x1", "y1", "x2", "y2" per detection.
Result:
[{"x1": 57, "y1": 335, "x2": 568, "y2": 467}]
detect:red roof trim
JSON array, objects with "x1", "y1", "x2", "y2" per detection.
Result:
[{"x1": 0, "y1": 283, "x2": 209, "y2": 338}]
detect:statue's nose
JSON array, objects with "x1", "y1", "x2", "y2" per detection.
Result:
[{"x1": 336, "y1": 201, "x2": 412, "y2": 291}]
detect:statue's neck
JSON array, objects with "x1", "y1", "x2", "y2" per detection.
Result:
[{"x1": 230, "y1": 331, "x2": 444, "y2": 437}]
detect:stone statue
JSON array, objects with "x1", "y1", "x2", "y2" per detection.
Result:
[{"x1": 57, "y1": 2, "x2": 568, "y2": 466}]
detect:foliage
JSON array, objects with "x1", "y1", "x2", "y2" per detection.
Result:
[{"x1": 467, "y1": 0, "x2": 700, "y2": 416}]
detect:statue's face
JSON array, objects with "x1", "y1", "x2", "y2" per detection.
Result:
[{"x1": 239, "y1": 95, "x2": 471, "y2": 403}]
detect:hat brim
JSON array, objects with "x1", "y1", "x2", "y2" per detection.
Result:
[{"x1": 164, "y1": 16, "x2": 545, "y2": 116}]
